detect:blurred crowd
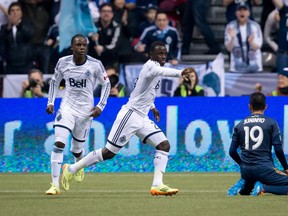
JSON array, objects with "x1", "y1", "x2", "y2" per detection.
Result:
[{"x1": 0, "y1": 0, "x2": 288, "y2": 97}]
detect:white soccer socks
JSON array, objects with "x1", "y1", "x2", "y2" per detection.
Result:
[
  {"x1": 69, "y1": 149, "x2": 103, "y2": 174},
  {"x1": 51, "y1": 146, "x2": 64, "y2": 188},
  {"x1": 152, "y1": 150, "x2": 168, "y2": 186}
]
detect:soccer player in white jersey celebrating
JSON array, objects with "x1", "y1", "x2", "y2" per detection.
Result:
[
  {"x1": 61, "y1": 41, "x2": 193, "y2": 196},
  {"x1": 45, "y1": 34, "x2": 111, "y2": 195}
]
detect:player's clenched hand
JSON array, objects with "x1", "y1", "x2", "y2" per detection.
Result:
[
  {"x1": 90, "y1": 106, "x2": 102, "y2": 118},
  {"x1": 151, "y1": 108, "x2": 160, "y2": 122},
  {"x1": 181, "y1": 67, "x2": 194, "y2": 81},
  {"x1": 46, "y1": 104, "x2": 54, "y2": 114}
]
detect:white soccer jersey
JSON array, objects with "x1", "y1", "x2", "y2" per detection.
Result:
[
  {"x1": 47, "y1": 55, "x2": 110, "y2": 118},
  {"x1": 124, "y1": 60, "x2": 182, "y2": 116}
]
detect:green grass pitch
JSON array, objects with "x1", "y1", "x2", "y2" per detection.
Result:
[{"x1": 0, "y1": 172, "x2": 287, "y2": 216}]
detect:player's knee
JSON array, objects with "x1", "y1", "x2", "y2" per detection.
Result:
[
  {"x1": 72, "y1": 151, "x2": 82, "y2": 158},
  {"x1": 102, "y1": 147, "x2": 116, "y2": 160},
  {"x1": 51, "y1": 142, "x2": 65, "y2": 163},
  {"x1": 55, "y1": 141, "x2": 65, "y2": 149},
  {"x1": 156, "y1": 140, "x2": 170, "y2": 152}
]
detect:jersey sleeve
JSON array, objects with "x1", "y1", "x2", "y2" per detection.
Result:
[
  {"x1": 272, "y1": 120, "x2": 288, "y2": 169},
  {"x1": 151, "y1": 65, "x2": 182, "y2": 77},
  {"x1": 271, "y1": 121, "x2": 282, "y2": 146},
  {"x1": 229, "y1": 126, "x2": 242, "y2": 165},
  {"x1": 47, "y1": 60, "x2": 63, "y2": 105},
  {"x1": 95, "y1": 63, "x2": 111, "y2": 111}
]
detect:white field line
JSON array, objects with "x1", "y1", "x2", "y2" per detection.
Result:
[{"x1": 0, "y1": 189, "x2": 226, "y2": 193}]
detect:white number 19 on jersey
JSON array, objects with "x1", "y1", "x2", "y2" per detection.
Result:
[{"x1": 244, "y1": 126, "x2": 264, "y2": 150}]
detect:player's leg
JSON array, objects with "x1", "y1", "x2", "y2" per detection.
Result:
[
  {"x1": 239, "y1": 181, "x2": 255, "y2": 195},
  {"x1": 227, "y1": 178, "x2": 247, "y2": 196},
  {"x1": 46, "y1": 126, "x2": 71, "y2": 195},
  {"x1": 251, "y1": 181, "x2": 265, "y2": 196},
  {"x1": 62, "y1": 108, "x2": 139, "y2": 190},
  {"x1": 69, "y1": 116, "x2": 92, "y2": 182},
  {"x1": 137, "y1": 117, "x2": 178, "y2": 196},
  {"x1": 69, "y1": 108, "x2": 138, "y2": 171},
  {"x1": 61, "y1": 148, "x2": 106, "y2": 191},
  {"x1": 150, "y1": 140, "x2": 179, "y2": 196},
  {"x1": 48, "y1": 110, "x2": 75, "y2": 193},
  {"x1": 227, "y1": 166, "x2": 252, "y2": 196},
  {"x1": 260, "y1": 185, "x2": 288, "y2": 195},
  {"x1": 71, "y1": 147, "x2": 85, "y2": 163},
  {"x1": 70, "y1": 139, "x2": 85, "y2": 183},
  {"x1": 251, "y1": 167, "x2": 288, "y2": 196}
]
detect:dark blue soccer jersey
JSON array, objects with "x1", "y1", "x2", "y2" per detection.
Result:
[{"x1": 231, "y1": 114, "x2": 282, "y2": 166}]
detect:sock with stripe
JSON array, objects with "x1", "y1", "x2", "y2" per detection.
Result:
[{"x1": 51, "y1": 146, "x2": 64, "y2": 188}]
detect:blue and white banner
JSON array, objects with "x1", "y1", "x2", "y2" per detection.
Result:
[
  {"x1": 0, "y1": 97, "x2": 287, "y2": 172},
  {"x1": 199, "y1": 53, "x2": 225, "y2": 96},
  {"x1": 59, "y1": 0, "x2": 97, "y2": 51}
]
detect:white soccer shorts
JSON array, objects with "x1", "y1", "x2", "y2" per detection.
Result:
[
  {"x1": 106, "y1": 107, "x2": 167, "y2": 154},
  {"x1": 54, "y1": 109, "x2": 92, "y2": 144}
]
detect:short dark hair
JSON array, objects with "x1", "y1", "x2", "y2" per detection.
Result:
[
  {"x1": 100, "y1": 3, "x2": 113, "y2": 12},
  {"x1": 250, "y1": 92, "x2": 266, "y2": 111},
  {"x1": 105, "y1": 65, "x2": 118, "y2": 73},
  {"x1": 149, "y1": 41, "x2": 166, "y2": 53},
  {"x1": 8, "y1": 2, "x2": 22, "y2": 14},
  {"x1": 71, "y1": 34, "x2": 86, "y2": 45},
  {"x1": 155, "y1": 10, "x2": 168, "y2": 19}
]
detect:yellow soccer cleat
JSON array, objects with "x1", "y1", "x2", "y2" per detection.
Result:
[
  {"x1": 46, "y1": 183, "x2": 60, "y2": 195},
  {"x1": 74, "y1": 168, "x2": 85, "y2": 183},
  {"x1": 61, "y1": 164, "x2": 74, "y2": 191},
  {"x1": 150, "y1": 184, "x2": 179, "y2": 196}
]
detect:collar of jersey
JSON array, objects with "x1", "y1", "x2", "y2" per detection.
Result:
[
  {"x1": 150, "y1": 59, "x2": 160, "y2": 66},
  {"x1": 75, "y1": 56, "x2": 87, "y2": 66}
]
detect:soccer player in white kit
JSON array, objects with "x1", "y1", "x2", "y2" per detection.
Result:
[
  {"x1": 45, "y1": 34, "x2": 111, "y2": 195},
  {"x1": 61, "y1": 41, "x2": 192, "y2": 196}
]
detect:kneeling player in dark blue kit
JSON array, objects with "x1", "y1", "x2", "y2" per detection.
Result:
[{"x1": 228, "y1": 92, "x2": 288, "y2": 196}]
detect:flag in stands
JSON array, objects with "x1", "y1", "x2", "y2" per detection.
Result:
[
  {"x1": 198, "y1": 53, "x2": 225, "y2": 96},
  {"x1": 59, "y1": 0, "x2": 97, "y2": 52}
]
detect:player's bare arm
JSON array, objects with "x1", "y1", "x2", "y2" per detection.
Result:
[
  {"x1": 90, "y1": 106, "x2": 102, "y2": 118},
  {"x1": 46, "y1": 104, "x2": 54, "y2": 114},
  {"x1": 151, "y1": 107, "x2": 160, "y2": 122}
]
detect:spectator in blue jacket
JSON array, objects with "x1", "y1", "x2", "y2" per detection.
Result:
[{"x1": 134, "y1": 11, "x2": 181, "y2": 65}]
